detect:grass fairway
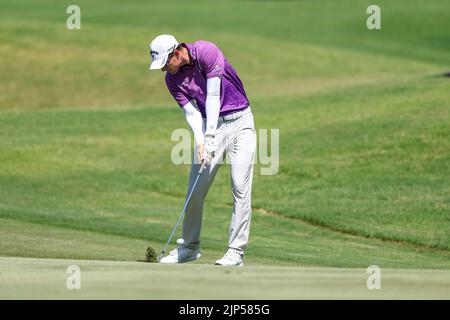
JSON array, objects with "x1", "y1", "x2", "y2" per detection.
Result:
[
  {"x1": 0, "y1": 0, "x2": 449, "y2": 299},
  {"x1": 1, "y1": 257, "x2": 450, "y2": 300}
]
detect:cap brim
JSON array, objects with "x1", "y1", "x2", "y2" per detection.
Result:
[{"x1": 149, "y1": 55, "x2": 168, "y2": 70}]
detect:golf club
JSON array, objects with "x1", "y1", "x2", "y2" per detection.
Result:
[{"x1": 157, "y1": 159, "x2": 208, "y2": 262}]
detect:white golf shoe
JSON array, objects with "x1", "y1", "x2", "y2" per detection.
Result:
[
  {"x1": 159, "y1": 245, "x2": 201, "y2": 264},
  {"x1": 215, "y1": 249, "x2": 244, "y2": 267}
]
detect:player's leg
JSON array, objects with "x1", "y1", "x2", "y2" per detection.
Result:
[
  {"x1": 216, "y1": 111, "x2": 256, "y2": 266},
  {"x1": 160, "y1": 121, "x2": 227, "y2": 264},
  {"x1": 182, "y1": 119, "x2": 227, "y2": 247}
]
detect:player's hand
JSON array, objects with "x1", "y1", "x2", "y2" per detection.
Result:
[
  {"x1": 197, "y1": 143, "x2": 206, "y2": 163},
  {"x1": 204, "y1": 130, "x2": 217, "y2": 162}
]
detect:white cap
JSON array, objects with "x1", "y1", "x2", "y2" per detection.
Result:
[{"x1": 149, "y1": 34, "x2": 179, "y2": 70}]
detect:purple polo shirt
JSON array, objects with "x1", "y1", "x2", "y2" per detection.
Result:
[{"x1": 165, "y1": 40, "x2": 249, "y2": 118}]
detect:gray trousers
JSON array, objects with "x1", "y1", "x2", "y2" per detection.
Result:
[{"x1": 182, "y1": 108, "x2": 256, "y2": 255}]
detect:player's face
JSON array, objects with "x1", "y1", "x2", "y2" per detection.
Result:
[{"x1": 162, "y1": 50, "x2": 181, "y2": 74}]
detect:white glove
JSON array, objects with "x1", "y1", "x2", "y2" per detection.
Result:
[{"x1": 204, "y1": 130, "x2": 217, "y2": 161}]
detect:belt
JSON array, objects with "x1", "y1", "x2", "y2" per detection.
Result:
[{"x1": 218, "y1": 107, "x2": 251, "y2": 122}]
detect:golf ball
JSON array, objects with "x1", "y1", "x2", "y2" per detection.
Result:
[{"x1": 176, "y1": 238, "x2": 185, "y2": 245}]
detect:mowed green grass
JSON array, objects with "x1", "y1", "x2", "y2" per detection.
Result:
[
  {"x1": 1, "y1": 257, "x2": 450, "y2": 299},
  {"x1": 0, "y1": 0, "x2": 449, "y2": 287}
]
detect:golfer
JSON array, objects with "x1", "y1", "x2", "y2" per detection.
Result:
[{"x1": 149, "y1": 35, "x2": 256, "y2": 266}]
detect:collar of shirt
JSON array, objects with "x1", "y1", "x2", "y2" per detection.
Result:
[{"x1": 180, "y1": 42, "x2": 196, "y2": 70}]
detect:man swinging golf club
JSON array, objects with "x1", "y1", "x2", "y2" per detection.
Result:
[{"x1": 149, "y1": 35, "x2": 256, "y2": 266}]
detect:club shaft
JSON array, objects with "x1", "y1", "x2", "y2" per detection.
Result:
[{"x1": 159, "y1": 161, "x2": 207, "y2": 258}]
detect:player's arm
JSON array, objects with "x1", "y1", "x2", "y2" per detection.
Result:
[
  {"x1": 196, "y1": 41, "x2": 225, "y2": 161},
  {"x1": 166, "y1": 75, "x2": 206, "y2": 161},
  {"x1": 182, "y1": 101, "x2": 205, "y2": 162},
  {"x1": 204, "y1": 76, "x2": 221, "y2": 160},
  {"x1": 183, "y1": 101, "x2": 204, "y2": 145}
]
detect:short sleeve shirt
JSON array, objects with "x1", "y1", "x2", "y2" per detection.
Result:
[{"x1": 165, "y1": 40, "x2": 249, "y2": 117}]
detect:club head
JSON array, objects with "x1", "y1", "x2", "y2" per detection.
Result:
[{"x1": 157, "y1": 252, "x2": 164, "y2": 262}]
